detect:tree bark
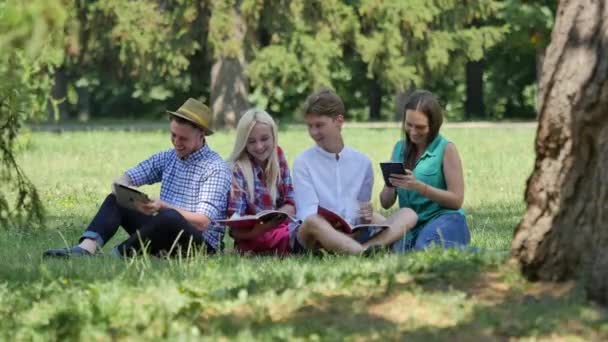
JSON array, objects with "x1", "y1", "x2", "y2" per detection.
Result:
[
  {"x1": 76, "y1": 85, "x2": 90, "y2": 122},
  {"x1": 211, "y1": 57, "x2": 248, "y2": 128},
  {"x1": 535, "y1": 46, "x2": 546, "y2": 114},
  {"x1": 511, "y1": 0, "x2": 608, "y2": 304},
  {"x1": 210, "y1": 4, "x2": 249, "y2": 129},
  {"x1": 368, "y1": 75, "x2": 382, "y2": 121},
  {"x1": 189, "y1": 0, "x2": 212, "y2": 98},
  {"x1": 465, "y1": 59, "x2": 485, "y2": 119},
  {"x1": 394, "y1": 91, "x2": 406, "y2": 121},
  {"x1": 47, "y1": 66, "x2": 70, "y2": 122}
]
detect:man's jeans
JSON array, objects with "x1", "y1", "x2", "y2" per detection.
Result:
[
  {"x1": 81, "y1": 194, "x2": 213, "y2": 256},
  {"x1": 392, "y1": 213, "x2": 471, "y2": 253}
]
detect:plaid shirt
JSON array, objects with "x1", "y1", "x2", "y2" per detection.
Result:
[
  {"x1": 228, "y1": 146, "x2": 295, "y2": 217},
  {"x1": 126, "y1": 144, "x2": 231, "y2": 250}
]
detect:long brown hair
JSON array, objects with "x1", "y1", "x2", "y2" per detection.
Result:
[{"x1": 400, "y1": 90, "x2": 443, "y2": 170}]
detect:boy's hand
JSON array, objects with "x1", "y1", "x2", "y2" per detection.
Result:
[
  {"x1": 135, "y1": 198, "x2": 162, "y2": 216},
  {"x1": 358, "y1": 202, "x2": 373, "y2": 224}
]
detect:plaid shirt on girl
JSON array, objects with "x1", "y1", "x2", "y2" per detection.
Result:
[{"x1": 227, "y1": 146, "x2": 295, "y2": 217}]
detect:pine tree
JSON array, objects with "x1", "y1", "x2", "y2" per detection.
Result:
[{"x1": 0, "y1": 0, "x2": 67, "y2": 228}]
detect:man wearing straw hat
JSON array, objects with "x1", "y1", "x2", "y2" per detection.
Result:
[{"x1": 44, "y1": 98, "x2": 232, "y2": 258}]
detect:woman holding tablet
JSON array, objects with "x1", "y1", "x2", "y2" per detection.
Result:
[{"x1": 379, "y1": 90, "x2": 471, "y2": 252}]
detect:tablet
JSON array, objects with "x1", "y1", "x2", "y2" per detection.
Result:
[
  {"x1": 114, "y1": 183, "x2": 150, "y2": 211},
  {"x1": 379, "y1": 162, "x2": 406, "y2": 187}
]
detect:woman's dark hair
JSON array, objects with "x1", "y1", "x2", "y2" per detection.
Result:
[{"x1": 400, "y1": 90, "x2": 443, "y2": 170}]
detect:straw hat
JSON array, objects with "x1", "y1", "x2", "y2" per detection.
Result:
[{"x1": 167, "y1": 98, "x2": 214, "y2": 135}]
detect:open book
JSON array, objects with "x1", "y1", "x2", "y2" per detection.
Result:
[
  {"x1": 113, "y1": 183, "x2": 151, "y2": 211},
  {"x1": 216, "y1": 210, "x2": 295, "y2": 230},
  {"x1": 317, "y1": 206, "x2": 389, "y2": 241}
]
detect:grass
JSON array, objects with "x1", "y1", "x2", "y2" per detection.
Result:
[{"x1": 1, "y1": 126, "x2": 606, "y2": 340}]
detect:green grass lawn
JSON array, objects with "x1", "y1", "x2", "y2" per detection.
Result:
[{"x1": 1, "y1": 126, "x2": 606, "y2": 340}]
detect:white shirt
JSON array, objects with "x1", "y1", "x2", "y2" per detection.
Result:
[{"x1": 292, "y1": 145, "x2": 374, "y2": 224}]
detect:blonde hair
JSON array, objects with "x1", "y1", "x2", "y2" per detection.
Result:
[{"x1": 228, "y1": 109, "x2": 280, "y2": 204}]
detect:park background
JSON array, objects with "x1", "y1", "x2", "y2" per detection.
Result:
[
  {"x1": 5, "y1": 0, "x2": 555, "y2": 126},
  {"x1": 3, "y1": 0, "x2": 608, "y2": 340}
]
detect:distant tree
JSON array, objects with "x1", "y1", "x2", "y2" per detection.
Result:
[
  {"x1": 483, "y1": 0, "x2": 555, "y2": 119},
  {"x1": 208, "y1": 0, "x2": 250, "y2": 128},
  {"x1": 33, "y1": 0, "x2": 555, "y2": 126},
  {"x1": 354, "y1": 0, "x2": 506, "y2": 120},
  {"x1": 511, "y1": 0, "x2": 608, "y2": 304},
  {"x1": 246, "y1": 0, "x2": 358, "y2": 120},
  {"x1": 48, "y1": 0, "x2": 200, "y2": 122},
  {"x1": 188, "y1": 0, "x2": 213, "y2": 105},
  {"x1": 0, "y1": 0, "x2": 67, "y2": 227},
  {"x1": 464, "y1": 20, "x2": 485, "y2": 119}
]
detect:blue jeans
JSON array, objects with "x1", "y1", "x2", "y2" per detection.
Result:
[{"x1": 392, "y1": 213, "x2": 471, "y2": 253}]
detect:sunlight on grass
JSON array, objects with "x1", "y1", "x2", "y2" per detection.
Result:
[{"x1": 2, "y1": 127, "x2": 606, "y2": 340}]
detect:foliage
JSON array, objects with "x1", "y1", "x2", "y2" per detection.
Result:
[
  {"x1": 0, "y1": 0, "x2": 67, "y2": 227},
  {"x1": 5, "y1": 0, "x2": 555, "y2": 122},
  {"x1": 244, "y1": 0, "x2": 359, "y2": 117},
  {"x1": 241, "y1": 0, "x2": 507, "y2": 119},
  {"x1": 352, "y1": 0, "x2": 507, "y2": 119},
  {"x1": 484, "y1": 0, "x2": 556, "y2": 118},
  {"x1": 55, "y1": 0, "x2": 201, "y2": 120}
]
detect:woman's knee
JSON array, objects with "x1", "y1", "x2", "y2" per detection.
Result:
[
  {"x1": 399, "y1": 208, "x2": 418, "y2": 222},
  {"x1": 414, "y1": 214, "x2": 469, "y2": 250},
  {"x1": 388, "y1": 208, "x2": 418, "y2": 230}
]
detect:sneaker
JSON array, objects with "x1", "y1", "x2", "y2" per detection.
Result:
[{"x1": 43, "y1": 246, "x2": 93, "y2": 258}]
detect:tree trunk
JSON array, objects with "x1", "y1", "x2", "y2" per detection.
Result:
[
  {"x1": 394, "y1": 88, "x2": 415, "y2": 121},
  {"x1": 535, "y1": 46, "x2": 545, "y2": 114},
  {"x1": 368, "y1": 75, "x2": 382, "y2": 121},
  {"x1": 511, "y1": 0, "x2": 608, "y2": 304},
  {"x1": 394, "y1": 91, "x2": 406, "y2": 121},
  {"x1": 47, "y1": 66, "x2": 70, "y2": 122},
  {"x1": 211, "y1": 58, "x2": 248, "y2": 128},
  {"x1": 465, "y1": 59, "x2": 485, "y2": 119},
  {"x1": 210, "y1": 3, "x2": 249, "y2": 129},
  {"x1": 76, "y1": 85, "x2": 90, "y2": 122},
  {"x1": 189, "y1": 0, "x2": 211, "y2": 97}
]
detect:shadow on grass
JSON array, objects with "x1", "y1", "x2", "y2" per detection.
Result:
[
  {"x1": 194, "y1": 254, "x2": 606, "y2": 340},
  {"x1": 192, "y1": 294, "x2": 400, "y2": 340},
  {"x1": 396, "y1": 282, "x2": 607, "y2": 340},
  {"x1": 371, "y1": 255, "x2": 607, "y2": 340}
]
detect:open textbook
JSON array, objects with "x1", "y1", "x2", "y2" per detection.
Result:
[
  {"x1": 317, "y1": 206, "x2": 389, "y2": 241},
  {"x1": 216, "y1": 210, "x2": 295, "y2": 230},
  {"x1": 113, "y1": 183, "x2": 151, "y2": 211}
]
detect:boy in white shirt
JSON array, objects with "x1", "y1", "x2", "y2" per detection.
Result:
[{"x1": 292, "y1": 89, "x2": 417, "y2": 254}]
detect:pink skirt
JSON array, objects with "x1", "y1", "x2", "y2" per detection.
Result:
[{"x1": 235, "y1": 221, "x2": 291, "y2": 256}]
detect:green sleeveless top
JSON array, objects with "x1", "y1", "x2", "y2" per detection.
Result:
[{"x1": 391, "y1": 134, "x2": 465, "y2": 243}]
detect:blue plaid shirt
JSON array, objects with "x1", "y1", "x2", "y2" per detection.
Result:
[{"x1": 126, "y1": 144, "x2": 231, "y2": 250}]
